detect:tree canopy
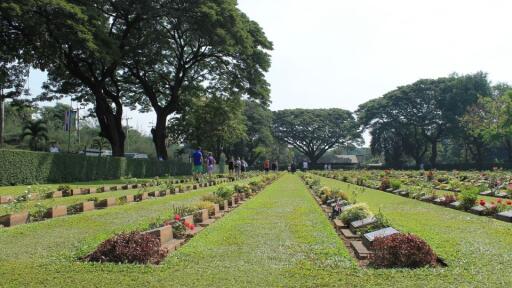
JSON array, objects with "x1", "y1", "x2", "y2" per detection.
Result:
[{"x1": 272, "y1": 108, "x2": 361, "y2": 163}]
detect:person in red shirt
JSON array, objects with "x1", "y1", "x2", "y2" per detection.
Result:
[{"x1": 263, "y1": 159, "x2": 270, "y2": 174}]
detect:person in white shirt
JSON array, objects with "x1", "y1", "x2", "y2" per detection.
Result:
[{"x1": 303, "y1": 160, "x2": 308, "y2": 172}]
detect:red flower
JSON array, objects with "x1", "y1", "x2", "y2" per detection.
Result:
[
  {"x1": 174, "y1": 214, "x2": 181, "y2": 221},
  {"x1": 507, "y1": 200, "x2": 512, "y2": 206},
  {"x1": 189, "y1": 224, "x2": 195, "y2": 230},
  {"x1": 479, "y1": 200, "x2": 486, "y2": 206},
  {"x1": 497, "y1": 198, "x2": 503, "y2": 204}
]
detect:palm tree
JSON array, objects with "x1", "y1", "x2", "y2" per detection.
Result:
[
  {"x1": 91, "y1": 136, "x2": 109, "y2": 156},
  {"x1": 20, "y1": 120, "x2": 49, "y2": 151}
]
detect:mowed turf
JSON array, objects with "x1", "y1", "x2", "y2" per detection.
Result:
[
  {"x1": 2, "y1": 174, "x2": 511, "y2": 287},
  {"x1": 0, "y1": 177, "x2": 259, "y2": 287},
  {"x1": 318, "y1": 175, "x2": 512, "y2": 287}
]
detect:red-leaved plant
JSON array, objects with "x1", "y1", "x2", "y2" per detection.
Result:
[
  {"x1": 370, "y1": 233, "x2": 437, "y2": 269},
  {"x1": 84, "y1": 232, "x2": 168, "y2": 265}
]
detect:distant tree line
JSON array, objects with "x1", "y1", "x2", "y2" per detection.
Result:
[{"x1": 358, "y1": 72, "x2": 512, "y2": 169}]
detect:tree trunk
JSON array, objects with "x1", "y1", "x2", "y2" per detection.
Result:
[
  {"x1": 430, "y1": 139, "x2": 438, "y2": 168},
  {"x1": 95, "y1": 98, "x2": 125, "y2": 157},
  {"x1": 0, "y1": 97, "x2": 4, "y2": 146},
  {"x1": 154, "y1": 111, "x2": 169, "y2": 160}
]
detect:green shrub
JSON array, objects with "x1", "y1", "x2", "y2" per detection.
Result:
[
  {"x1": 339, "y1": 203, "x2": 373, "y2": 224},
  {"x1": 460, "y1": 186, "x2": 479, "y2": 210},
  {"x1": 213, "y1": 186, "x2": 235, "y2": 200},
  {"x1": 0, "y1": 149, "x2": 191, "y2": 186},
  {"x1": 390, "y1": 179, "x2": 402, "y2": 190}
]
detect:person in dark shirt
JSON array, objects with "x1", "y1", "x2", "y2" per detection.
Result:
[
  {"x1": 192, "y1": 147, "x2": 203, "y2": 180},
  {"x1": 227, "y1": 156, "x2": 235, "y2": 176}
]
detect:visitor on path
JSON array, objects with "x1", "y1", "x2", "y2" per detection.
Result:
[
  {"x1": 291, "y1": 162, "x2": 297, "y2": 173},
  {"x1": 235, "y1": 157, "x2": 242, "y2": 177},
  {"x1": 271, "y1": 160, "x2": 278, "y2": 172},
  {"x1": 302, "y1": 160, "x2": 308, "y2": 172},
  {"x1": 264, "y1": 159, "x2": 270, "y2": 174},
  {"x1": 192, "y1": 147, "x2": 203, "y2": 181},
  {"x1": 241, "y1": 159, "x2": 248, "y2": 173},
  {"x1": 49, "y1": 143, "x2": 60, "y2": 153},
  {"x1": 207, "y1": 153, "x2": 216, "y2": 178},
  {"x1": 228, "y1": 156, "x2": 235, "y2": 176},
  {"x1": 324, "y1": 164, "x2": 328, "y2": 171}
]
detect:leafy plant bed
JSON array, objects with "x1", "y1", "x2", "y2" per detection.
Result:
[
  {"x1": 301, "y1": 174, "x2": 445, "y2": 268},
  {"x1": 82, "y1": 174, "x2": 280, "y2": 266},
  {"x1": 313, "y1": 172, "x2": 512, "y2": 224},
  {"x1": 0, "y1": 175, "x2": 261, "y2": 229}
]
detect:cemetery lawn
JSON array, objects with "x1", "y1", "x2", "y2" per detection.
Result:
[{"x1": 1, "y1": 174, "x2": 511, "y2": 287}]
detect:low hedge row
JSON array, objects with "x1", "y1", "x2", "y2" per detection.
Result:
[{"x1": 0, "y1": 149, "x2": 191, "y2": 186}]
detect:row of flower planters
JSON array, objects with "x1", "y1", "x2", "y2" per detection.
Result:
[
  {"x1": 0, "y1": 177, "x2": 247, "y2": 228},
  {"x1": 301, "y1": 175, "x2": 446, "y2": 269},
  {"x1": 82, "y1": 175, "x2": 282, "y2": 265},
  {"x1": 0, "y1": 177, "x2": 203, "y2": 205},
  {"x1": 316, "y1": 173, "x2": 512, "y2": 224}
]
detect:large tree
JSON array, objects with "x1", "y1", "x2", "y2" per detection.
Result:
[
  {"x1": 228, "y1": 100, "x2": 273, "y2": 165},
  {"x1": 167, "y1": 95, "x2": 246, "y2": 159},
  {"x1": 272, "y1": 109, "x2": 361, "y2": 164},
  {"x1": 3, "y1": 0, "x2": 152, "y2": 156},
  {"x1": 123, "y1": 0, "x2": 272, "y2": 160}
]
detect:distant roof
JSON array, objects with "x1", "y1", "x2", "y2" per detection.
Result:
[{"x1": 321, "y1": 155, "x2": 359, "y2": 164}]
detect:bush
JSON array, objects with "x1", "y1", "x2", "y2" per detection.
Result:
[
  {"x1": 195, "y1": 201, "x2": 215, "y2": 215},
  {"x1": 390, "y1": 179, "x2": 401, "y2": 190},
  {"x1": 214, "y1": 186, "x2": 235, "y2": 200},
  {"x1": 370, "y1": 233, "x2": 437, "y2": 269},
  {"x1": 339, "y1": 203, "x2": 372, "y2": 224},
  {"x1": 0, "y1": 149, "x2": 191, "y2": 186},
  {"x1": 201, "y1": 194, "x2": 224, "y2": 205},
  {"x1": 84, "y1": 232, "x2": 168, "y2": 265},
  {"x1": 460, "y1": 186, "x2": 479, "y2": 210},
  {"x1": 380, "y1": 177, "x2": 391, "y2": 190}
]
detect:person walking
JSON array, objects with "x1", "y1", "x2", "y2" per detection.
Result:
[
  {"x1": 192, "y1": 147, "x2": 203, "y2": 181},
  {"x1": 235, "y1": 157, "x2": 242, "y2": 177},
  {"x1": 207, "y1": 153, "x2": 216, "y2": 178},
  {"x1": 271, "y1": 160, "x2": 277, "y2": 172},
  {"x1": 263, "y1": 159, "x2": 270, "y2": 174},
  {"x1": 228, "y1": 156, "x2": 235, "y2": 176},
  {"x1": 291, "y1": 162, "x2": 297, "y2": 173},
  {"x1": 302, "y1": 160, "x2": 308, "y2": 172},
  {"x1": 241, "y1": 159, "x2": 248, "y2": 174}
]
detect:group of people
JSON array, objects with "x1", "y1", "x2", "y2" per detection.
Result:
[
  {"x1": 227, "y1": 156, "x2": 249, "y2": 176},
  {"x1": 192, "y1": 147, "x2": 250, "y2": 180},
  {"x1": 263, "y1": 159, "x2": 279, "y2": 173}
]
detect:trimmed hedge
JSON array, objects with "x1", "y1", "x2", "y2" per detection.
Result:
[{"x1": 0, "y1": 149, "x2": 191, "y2": 186}]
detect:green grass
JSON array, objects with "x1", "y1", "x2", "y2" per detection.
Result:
[
  {"x1": 1, "y1": 174, "x2": 511, "y2": 287},
  {"x1": 317, "y1": 175, "x2": 512, "y2": 287},
  {"x1": 0, "y1": 176, "x2": 260, "y2": 287}
]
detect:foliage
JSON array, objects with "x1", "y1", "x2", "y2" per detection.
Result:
[
  {"x1": 213, "y1": 186, "x2": 235, "y2": 200},
  {"x1": 29, "y1": 203, "x2": 48, "y2": 222},
  {"x1": 195, "y1": 201, "x2": 216, "y2": 215},
  {"x1": 201, "y1": 194, "x2": 224, "y2": 205},
  {"x1": 84, "y1": 232, "x2": 168, "y2": 265},
  {"x1": 0, "y1": 149, "x2": 191, "y2": 186},
  {"x1": 338, "y1": 203, "x2": 372, "y2": 224},
  {"x1": 272, "y1": 109, "x2": 361, "y2": 163},
  {"x1": 460, "y1": 186, "x2": 479, "y2": 210},
  {"x1": 390, "y1": 179, "x2": 401, "y2": 190},
  {"x1": 20, "y1": 120, "x2": 48, "y2": 151},
  {"x1": 370, "y1": 233, "x2": 437, "y2": 269}
]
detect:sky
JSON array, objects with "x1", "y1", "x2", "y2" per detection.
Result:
[{"x1": 26, "y1": 0, "x2": 512, "y2": 136}]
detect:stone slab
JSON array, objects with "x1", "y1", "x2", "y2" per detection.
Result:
[
  {"x1": 350, "y1": 217, "x2": 377, "y2": 233},
  {"x1": 350, "y1": 241, "x2": 373, "y2": 260},
  {"x1": 470, "y1": 205, "x2": 487, "y2": 216},
  {"x1": 480, "y1": 190, "x2": 492, "y2": 196},
  {"x1": 145, "y1": 225, "x2": 173, "y2": 244},
  {"x1": 362, "y1": 227, "x2": 399, "y2": 248},
  {"x1": 341, "y1": 228, "x2": 360, "y2": 239},
  {"x1": 449, "y1": 201, "x2": 461, "y2": 209},
  {"x1": 0, "y1": 212, "x2": 29, "y2": 227},
  {"x1": 80, "y1": 201, "x2": 95, "y2": 212},
  {"x1": 46, "y1": 206, "x2": 67, "y2": 218},
  {"x1": 0, "y1": 195, "x2": 14, "y2": 204},
  {"x1": 495, "y1": 210, "x2": 512, "y2": 222},
  {"x1": 333, "y1": 219, "x2": 347, "y2": 230}
]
